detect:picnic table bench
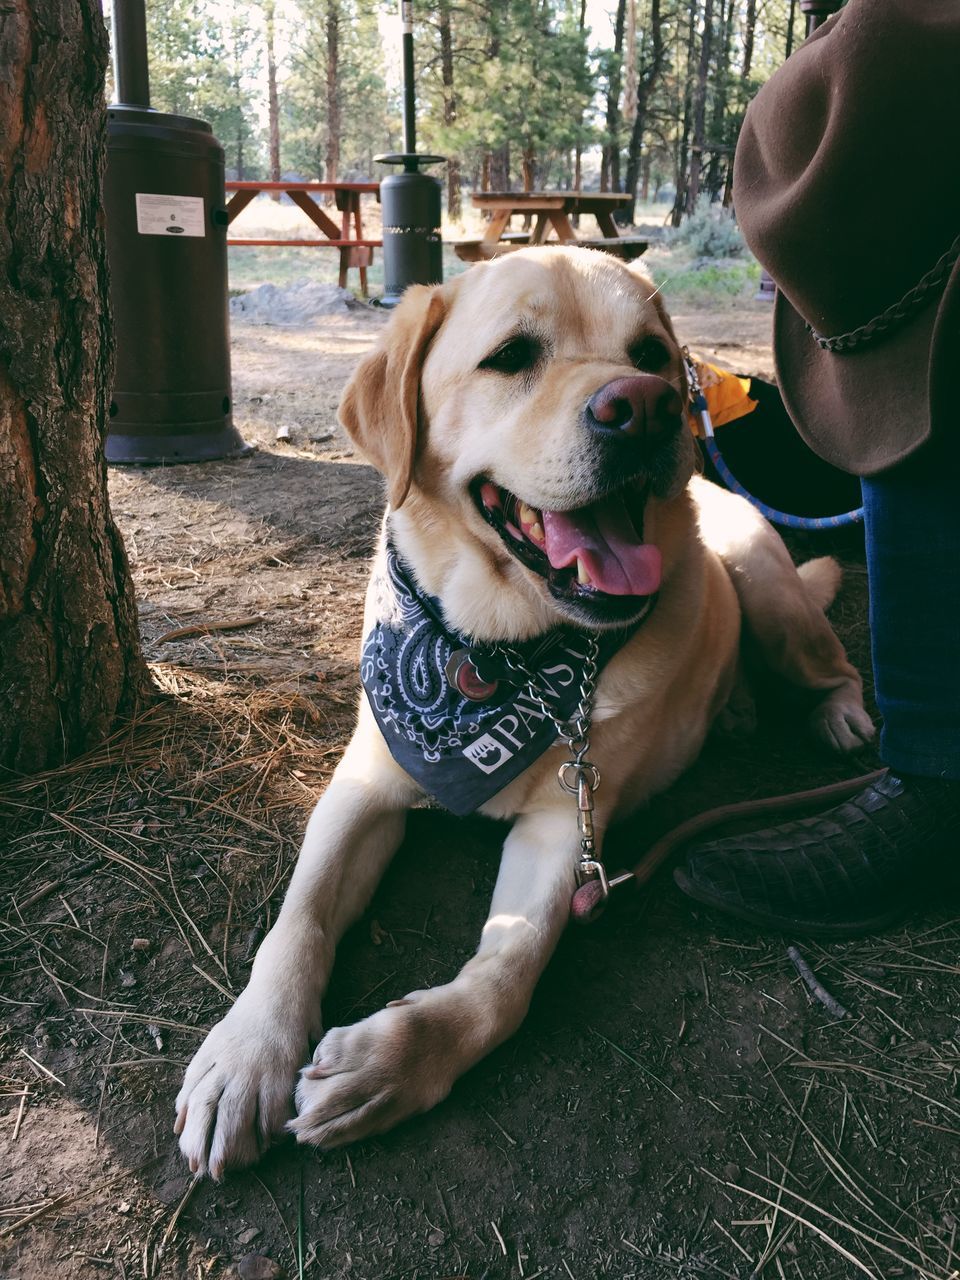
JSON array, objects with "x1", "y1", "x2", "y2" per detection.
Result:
[
  {"x1": 455, "y1": 191, "x2": 649, "y2": 263},
  {"x1": 225, "y1": 180, "x2": 381, "y2": 295}
]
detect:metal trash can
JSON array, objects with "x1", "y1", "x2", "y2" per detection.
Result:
[{"x1": 104, "y1": 105, "x2": 248, "y2": 464}]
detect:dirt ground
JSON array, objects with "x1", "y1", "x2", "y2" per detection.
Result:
[{"x1": 2, "y1": 294, "x2": 959, "y2": 1280}]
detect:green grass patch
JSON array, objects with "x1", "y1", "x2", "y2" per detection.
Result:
[
  {"x1": 227, "y1": 244, "x2": 471, "y2": 301},
  {"x1": 647, "y1": 257, "x2": 762, "y2": 307}
]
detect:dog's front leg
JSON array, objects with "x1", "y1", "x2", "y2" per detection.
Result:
[
  {"x1": 290, "y1": 806, "x2": 580, "y2": 1148},
  {"x1": 175, "y1": 711, "x2": 419, "y2": 1178}
]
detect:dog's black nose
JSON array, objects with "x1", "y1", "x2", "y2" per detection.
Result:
[{"x1": 584, "y1": 375, "x2": 683, "y2": 445}]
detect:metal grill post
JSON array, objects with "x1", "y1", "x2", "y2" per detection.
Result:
[{"x1": 375, "y1": 1, "x2": 444, "y2": 307}]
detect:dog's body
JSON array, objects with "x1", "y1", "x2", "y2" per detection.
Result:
[{"x1": 176, "y1": 249, "x2": 873, "y2": 1176}]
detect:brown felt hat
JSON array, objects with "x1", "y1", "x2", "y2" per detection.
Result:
[{"x1": 733, "y1": 0, "x2": 960, "y2": 476}]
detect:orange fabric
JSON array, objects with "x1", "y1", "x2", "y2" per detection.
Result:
[{"x1": 687, "y1": 357, "x2": 758, "y2": 437}]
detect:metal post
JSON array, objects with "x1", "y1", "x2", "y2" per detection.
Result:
[
  {"x1": 401, "y1": 2, "x2": 417, "y2": 159},
  {"x1": 375, "y1": 1, "x2": 444, "y2": 306},
  {"x1": 111, "y1": 0, "x2": 151, "y2": 109}
]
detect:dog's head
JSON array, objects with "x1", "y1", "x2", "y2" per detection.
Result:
[{"x1": 340, "y1": 248, "x2": 696, "y2": 637}]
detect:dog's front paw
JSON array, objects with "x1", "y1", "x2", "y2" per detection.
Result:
[
  {"x1": 175, "y1": 993, "x2": 313, "y2": 1178},
  {"x1": 809, "y1": 690, "x2": 876, "y2": 753},
  {"x1": 289, "y1": 993, "x2": 461, "y2": 1148}
]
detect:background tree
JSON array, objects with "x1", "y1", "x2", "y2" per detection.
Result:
[
  {"x1": 437, "y1": 0, "x2": 462, "y2": 218},
  {"x1": 0, "y1": 0, "x2": 148, "y2": 773},
  {"x1": 599, "y1": 0, "x2": 627, "y2": 191},
  {"x1": 685, "y1": 0, "x2": 713, "y2": 212},
  {"x1": 442, "y1": 0, "x2": 594, "y2": 192},
  {"x1": 283, "y1": 0, "x2": 392, "y2": 179},
  {"x1": 145, "y1": 0, "x2": 264, "y2": 177},
  {"x1": 622, "y1": 0, "x2": 667, "y2": 221},
  {"x1": 133, "y1": 0, "x2": 809, "y2": 223},
  {"x1": 265, "y1": 0, "x2": 282, "y2": 185}
]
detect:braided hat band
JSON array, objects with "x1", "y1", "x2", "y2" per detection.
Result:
[{"x1": 805, "y1": 232, "x2": 960, "y2": 355}]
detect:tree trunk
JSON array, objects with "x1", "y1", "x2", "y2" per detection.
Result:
[
  {"x1": 786, "y1": 0, "x2": 797, "y2": 58},
  {"x1": 265, "y1": 0, "x2": 281, "y2": 193},
  {"x1": 742, "y1": 0, "x2": 757, "y2": 81},
  {"x1": 438, "y1": 0, "x2": 461, "y2": 219},
  {"x1": 573, "y1": 0, "x2": 587, "y2": 200},
  {"x1": 623, "y1": 0, "x2": 637, "y2": 129},
  {"x1": 686, "y1": 0, "x2": 714, "y2": 214},
  {"x1": 600, "y1": 0, "x2": 627, "y2": 191},
  {"x1": 706, "y1": 0, "x2": 732, "y2": 200},
  {"x1": 489, "y1": 143, "x2": 510, "y2": 191},
  {"x1": 669, "y1": 0, "x2": 699, "y2": 227},
  {"x1": 325, "y1": 0, "x2": 340, "y2": 195},
  {"x1": 521, "y1": 147, "x2": 535, "y2": 192},
  {"x1": 0, "y1": 0, "x2": 148, "y2": 774},
  {"x1": 623, "y1": 0, "x2": 665, "y2": 223}
]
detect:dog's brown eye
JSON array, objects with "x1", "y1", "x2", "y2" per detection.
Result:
[
  {"x1": 629, "y1": 336, "x2": 670, "y2": 371},
  {"x1": 479, "y1": 335, "x2": 541, "y2": 375}
]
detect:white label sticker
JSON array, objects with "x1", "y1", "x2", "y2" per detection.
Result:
[{"x1": 135, "y1": 193, "x2": 206, "y2": 238}]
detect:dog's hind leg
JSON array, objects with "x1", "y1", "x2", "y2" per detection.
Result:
[
  {"x1": 691, "y1": 477, "x2": 875, "y2": 752},
  {"x1": 289, "y1": 806, "x2": 580, "y2": 1148},
  {"x1": 175, "y1": 701, "x2": 420, "y2": 1178}
]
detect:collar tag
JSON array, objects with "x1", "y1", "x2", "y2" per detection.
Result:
[{"x1": 445, "y1": 649, "x2": 500, "y2": 702}]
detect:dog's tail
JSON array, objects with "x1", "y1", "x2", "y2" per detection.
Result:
[{"x1": 798, "y1": 555, "x2": 842, "y2": 612}]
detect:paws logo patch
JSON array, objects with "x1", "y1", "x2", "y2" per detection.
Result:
[{"x1": 462, "y1": 734, "x2": 513, "y2": 774}]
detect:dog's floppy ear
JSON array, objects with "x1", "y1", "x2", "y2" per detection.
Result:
[{"x1": 339, "y1": 285, "x2": 446, "y2": 509}]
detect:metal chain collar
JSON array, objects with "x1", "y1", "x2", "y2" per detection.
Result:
[{"x1": 491, "y1": 636, "x2": 610, "y2": 898}]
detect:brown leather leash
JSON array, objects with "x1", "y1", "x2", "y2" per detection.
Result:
[{"x1": 569, "y1": 768, "x2": 888, "y2": 924}]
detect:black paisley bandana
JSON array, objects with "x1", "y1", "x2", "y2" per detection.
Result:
[{"x1": 360, "y1": 541, "x2": 649, "y2": 815}]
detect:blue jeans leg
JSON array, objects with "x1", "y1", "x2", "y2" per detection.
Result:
[{"x1": 861, "y1": 433, "x2": 960, "y2": 780}]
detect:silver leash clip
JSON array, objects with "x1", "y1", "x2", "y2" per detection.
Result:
[{"x1": 558, "y1": 759, "x2": 607, "y2": 895}]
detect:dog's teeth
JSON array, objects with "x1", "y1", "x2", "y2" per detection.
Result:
[
  {"x1": 529, "y1": 521, "x2": 545, "y2": 544},
  {"x1": 518, "y1": 501, "x2": 537, "y2": 527},
  {"x1": 576, "y1": 558, "x2": 592, "y2": 585}
]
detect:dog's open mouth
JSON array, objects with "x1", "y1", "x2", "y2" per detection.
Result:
[{"x1": 473, "y1": 478, "x2": 662, "y2": 623}]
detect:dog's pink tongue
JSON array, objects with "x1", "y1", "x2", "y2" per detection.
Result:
[{"x1": 542, "y1": 493, "x2": 661, "y2": 596}]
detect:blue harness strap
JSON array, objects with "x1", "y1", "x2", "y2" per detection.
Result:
[{"x1": 685, "y1": 353, "x2": 865, "y2": 531}]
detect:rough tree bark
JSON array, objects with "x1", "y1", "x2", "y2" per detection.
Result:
[{"x1": 0, "y1": 0, "x2": 148, "y2": 774}]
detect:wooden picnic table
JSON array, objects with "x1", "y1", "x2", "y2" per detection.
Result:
[
  {"x1": 457, "y1": 190, "x2": 648, "y2": 262},
  {"x1": 225, "y1": 181, "x2": 381, "y2": 295}
]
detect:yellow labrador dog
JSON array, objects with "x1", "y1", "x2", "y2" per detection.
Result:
[{"x1": 175, "y1": 248, "x2": 872, "y2": 1176}]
